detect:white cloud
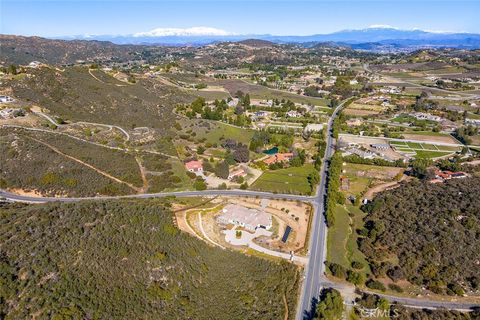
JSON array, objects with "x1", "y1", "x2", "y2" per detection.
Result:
[{"x1": 134, "y1": 26, "x2": 236, "y2": 37}]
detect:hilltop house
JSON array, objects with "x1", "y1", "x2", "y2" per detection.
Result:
[{"x1": 185, "y1": 160, "x2": 203, "y2": 173}]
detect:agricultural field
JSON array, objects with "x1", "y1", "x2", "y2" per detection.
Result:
[
  {"x1": 251, "y1": 164, "x2": 317, "y2": 195},
  {"x1": 402, "y1": 131, "x2": 461, "y2": 143}
]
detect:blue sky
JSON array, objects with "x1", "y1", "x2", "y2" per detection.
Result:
[{"x1": 1, "y1": 0, "x2": 479, "y2": 37}]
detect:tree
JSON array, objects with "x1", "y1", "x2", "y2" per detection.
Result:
[
  {"x1": 193, "y1": 178, "x2": 207, "y2": 191},
  {"x1": 233, "y1": 144, "x2": 249, "y2": 163},
  {"x1": 366, "y1": 279, "x2": 386, "y2": 292},
  {"x1": 240, "y1": 182, "x2": 248, "y2": 190},
  {"x1": 197, "y1": 145, "x2": 205, "y2": 155},
  {"x1": 242, "y1": 93, "x2": 250, "y2": 107},
  {"x1": 7, "y1": 64, "x2": 17, "y2": 75},
  {"x1": 202, "y1": 161, "x2": 214, "y2": 173},
  {"x1": 410, "y1": 158, "x2": 433, "y2": 179},
  {"x1": 249, "y1": 131, "x2": 270, "y2": 152},
  {"x1": 347, "y1": 270, "x2": 365, "y2": 285},
  {"x1": 215, "y1": 161, "x2": 229, "y2": 179},
  {"x1": 314, "y1": 288, "x2": 343, "y2": 320}
]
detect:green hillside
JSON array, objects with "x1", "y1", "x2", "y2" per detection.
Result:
[{"x1": 0, "y1": 200, "x2": 299, "y2": 319}]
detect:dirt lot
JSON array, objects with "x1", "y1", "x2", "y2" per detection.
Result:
[
  {"x1": 173, "y1": 196, "x2": 312, "y2": 255},
  {"x1": 343, "y1": 109, "x2": 382, "y2": 116},
  {"x1": 403, "y1": 133, "x2": 460, "y2": 144}
]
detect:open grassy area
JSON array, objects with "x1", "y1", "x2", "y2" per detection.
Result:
[
  {"x1": 327, "y1": 205, "x2": 370, "y2": 277},
  {"x1": 414, "y1": 150, "x2": 453, "y2": 159},
  {"x1": 251, "y1": 164, "x2": 316, "y2": 195},
  {"x1": 178, "y1": 118, "x2": 255, "y2": 145},
  {"x1": 327, "y1": 205, "x2": 351, "y2": 267}
]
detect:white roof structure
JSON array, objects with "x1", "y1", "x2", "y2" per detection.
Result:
[{"x1": 218, "y1": 204, "x2": 272, "y2": 230}]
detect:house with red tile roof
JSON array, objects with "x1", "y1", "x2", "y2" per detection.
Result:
[
  {"x1": 185, "y1": 160, "x2": 203, "y2": 173},
  {"x1": 263, "y1": 153, "x2": 294, "y2": 165}
]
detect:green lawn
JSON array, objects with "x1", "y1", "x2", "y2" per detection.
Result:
[
  {"x1": 406, "y1": 142, "x2": 423, "y2": 149},
  {"x1": 251, "y1": 164, "x2": 316, "y2": 195}
]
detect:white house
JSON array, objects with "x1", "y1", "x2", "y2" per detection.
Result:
[
  {"x1": 217, "y1": 204, "x2": 272, "y2": 231},
  {"x1": 0, "y1": 96, "x2": 14, "y2": 103},
  {"x1": 286, "y1": 110, "x2": 301, "y2": 118}
]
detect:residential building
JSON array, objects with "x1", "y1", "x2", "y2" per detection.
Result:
[
  {"x1": 227, "y1": 98, "x2": 239, "y2": 108},
  {"x1": 465, "y1": 118, "x2": 480, "y2": 126},
  {"x1": 0, "y1": 96, "x2": 14, "y2": 103},
  {"x1": 217, "y1": 204, "x2": 272, "y2": 231},
  {"x1": 185, "y1": 160, "x2": 203, "y2": 173},
  {"x1": 286, "y1": 110, "x2": 301, "y2": 118},
  {"x1": 370, "y1": 143, "x2": 390, "y2": 151},
  {"x1": 263, "y1": 153, "x2": 294, "y2": 165},
  {"x1": 431, "y1": 169, "x2": 469, "y2": 183},
  {"x1": 228, "y1": 167, "x2": 247, "y2": 180}
]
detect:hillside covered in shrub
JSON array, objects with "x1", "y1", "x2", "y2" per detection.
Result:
[
  {"x1": 360, "y1": 177, "x2": 480, "y2": 295},
  {"x1": 0, "y1": 200, "x2": 299, "y2": 319}
]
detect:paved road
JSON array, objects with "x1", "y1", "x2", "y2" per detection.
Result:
[
  {"x1": 296, "y1": 100, "x2": 348, "y2": 320},
  {"x1": 365, "y1": 290, "x2": 480, "y2": 312},
  {"x1": 0, "y1": 189, "x2": 314, "y2": 203}
]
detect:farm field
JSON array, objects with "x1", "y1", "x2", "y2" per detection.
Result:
[{"x1": 251, "y1": 164, "x2": 317, "y2": 195}]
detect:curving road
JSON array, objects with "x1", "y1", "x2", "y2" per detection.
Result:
[
  {"x1": 0, "y1": 188, "x2": 314, "y2": 204},
  {"x1": 3, "y1": 99, "x2": 479, "y2": 314}
]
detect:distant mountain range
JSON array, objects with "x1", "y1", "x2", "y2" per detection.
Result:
[{"x1": 61, "y1": 26, "x2": 480, "y2": 50}]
